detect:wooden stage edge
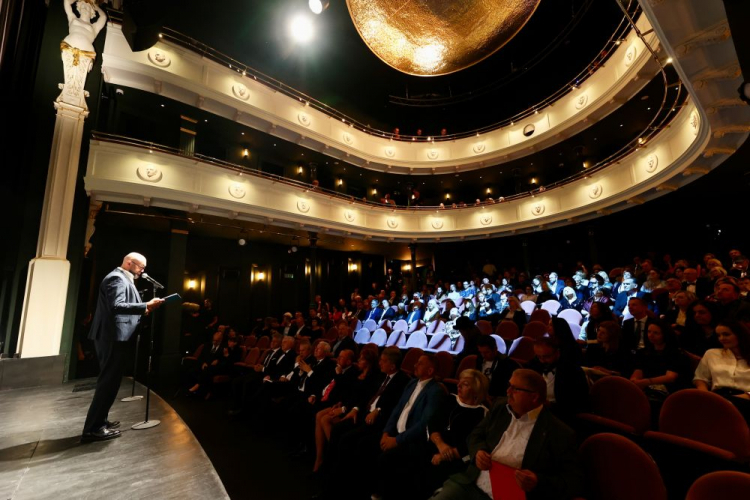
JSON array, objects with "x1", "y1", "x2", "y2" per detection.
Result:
[{"x1": 0, "y1": 377, "x2": 229, "y2": 500}]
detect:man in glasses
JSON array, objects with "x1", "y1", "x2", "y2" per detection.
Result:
[
  {"x1": 81, "y1": 252, "x2": 164, "y2": 443},
  {"x1": 433, "y1": 369, "x2": 583, "y2": 500}
]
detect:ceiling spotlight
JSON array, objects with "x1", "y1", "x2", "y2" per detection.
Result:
[
  {"x1": 291, "y1": 246, "x2": 298, "y2": 252},
  {"x1": 289, "y1": 14, "x2": 314, "y2": 44},
  {"x1": 238, "y1": 238, "x2": 247, "y2": 246},
  {"x1": 309, "y1": 0, "x2": 330, "y2": 14}
]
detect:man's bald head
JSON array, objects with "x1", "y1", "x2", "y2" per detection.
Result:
[{"x1": 122, "y1": 253, "x2": 147, "y2": 277}]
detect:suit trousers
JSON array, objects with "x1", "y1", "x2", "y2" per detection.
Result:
[{"x1": 83, "y1": 338, "x2": 127, "y2": 433}]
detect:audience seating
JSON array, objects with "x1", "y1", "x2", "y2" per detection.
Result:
[
  {"x1": 408, "y1": 320, "x2": 426, "y2": 334},
  {"x1": 569, "y1": 322, "x2": 582, "y2": 340},
  {"x1": 324, "y1": 327, "x2": 339, "y2": 341},
  {"x1": 426, "y1": 319, "x2": 445, "y2": 334},
  {"x1": 242, "y1": 347, "x2": 260, "y2": 366},
  {"x1": 644, "y1": 389, "x2": 750, "y2": 462},
  {"x1": 405, "y1": 330, "x2": 428, "y2": 349},
  {"x1": 578, "y1": 376, "x2": 651, "y2": 436},
  {"x1": 385, "y1": 330, "x2": 406, "y2": 347},
  {"x1": 489, "y1": 334, "x2": 507, "y2": 354},
  {"x1": 558, "y1": 308, "x2": 583, "y2": 326},
  {"x1": 255, "y1": 336, "x2": 270, "y2": 350},
  {"x1": 444, "y1": 355, "x2": 478, "y2": 387},
  {"x1": 529, "y1": 308, "x2": 551, "y2": 324},
  {"x1": 370, "y1": 328, "x2": 387, "y2": 346},
  {"x1": 392, "y1": 319, "x2": 408, "y2": 332},
  {"x1": 363, "y1": 319, "x2": 378, "y2": 333},
  {"x1": 425, "y1": 332, "x2": 449, "y2": 353},
  {"x1": 522, "y1": 321, "x2": 548, "y2": 340},
  {"x1": 475, "y1": 320, "x2": 493, "y2": 335},
  {"x1": 354, "y1": 328, "x2": 371, "y2": 344},
  {"x1": 446, "y1": 336, "x2": 465, "y2": 356},
  {"x1": 434, "y1": 351, "x2": 455, "y2": 381},
  {"x1": 520, "y1": 300, "x2": 536, "y2": 316},
  {"x1": 541, "y1": 299, "x2": 561, "y2": 316},
  {"x1": 685, "y1": 471, "x2": 750, "y2": 500},
  {"x1": 508, "y1": 336, "x2": 535, "y2": 364},
  {"x1": 579, "y1": 433, "x2": 667, "y2": 500},
  {"x1": 495, "y1": 320, "x2": 520, "y2": 341},
  {"x1": 243, "y1": 335, "x2": 257, "y2": 348},
  {"x1": 401, "y1": 348, "x2": 424, "y2": 376}
]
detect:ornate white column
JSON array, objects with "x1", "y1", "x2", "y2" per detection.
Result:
[{"x1": 17, "y1": 1, "x2": 106, "y2": 358}]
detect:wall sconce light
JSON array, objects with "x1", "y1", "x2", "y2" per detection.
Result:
[
  {"x1": 582, "y1": 161, "x2": 590, "y2": 169},
  {"x1": 351, "y1": 263, "x2": 358, "y2": 271},
  {"x1": 337, "y1": 178, "x2": 343, "y2": 186},
  {"x1": 256, "y1": 272, "x2": 265, "y2": 281},
  {"x1": 445, "y1": 193, "x2": 451, "y2": 200},
  {"x1": 297, "y1": 166, "x2": 304, "y2": 175},
  {"x1": 404, "y1": 264, "x2": 412, "y2": 271},
  {"x1": 372, "y1": 188, "x2": 378, "y2": 195},
  {"x1": 242, "y1": 148, "x2": 250, "y2": 158},
  {"x1": 187, "y1": 279, "x2": 197, "y2": 290},
  {"x1": 530, "y1": 177, "x2": 538, "y2": 185},
  {"x1": 486, "y1": 187, "x2": 492, "y2": 194}
]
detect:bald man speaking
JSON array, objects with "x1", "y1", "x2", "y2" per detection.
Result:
[{"x1": 81, "y1": 252, "x2": 164, "y2": 442}]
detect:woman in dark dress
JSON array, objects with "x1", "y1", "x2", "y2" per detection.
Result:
[
  {"x1": 583, "y1": 321, "x2": 634, "y2": 379},
  {"x1": 680, "y1": 300, "x2": 721, "y2": 355},
  {"x1": 630, "y1": 320, "x2": 690, "y2": 397}
]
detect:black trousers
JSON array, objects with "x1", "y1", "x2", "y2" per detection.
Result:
[{"x1": 83, "y1": 338, "x2": 127, "y2": 434}]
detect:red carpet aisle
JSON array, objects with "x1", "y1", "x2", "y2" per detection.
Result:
[{"x1": 0, "y1": 378, "x2": 228, "y2": 500}]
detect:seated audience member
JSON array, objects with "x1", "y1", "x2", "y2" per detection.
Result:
[
  {"x1": 662, "y1": 290, "x2": 697, "y2": 331},
  {"x1": 680, "y1": 300, "x2": 721, "y2": 355},
  {"x1": 187, "y1": 331, "x2": 225, "y2": 393},
  {"x1": 433, "y1": 369, "x2": 583, "y2": 500},
  {"x1": 528, "y1": 338, "x2": 589, "y2": 424},
  {"x1": 548, "y1": 318, "x2": 584, "y2": 365},
  {"x1": 291, "y1": 316, "x2": 312, "y2": 338},
  {"x1": 694, "y1": 320, "x2": 750, "y2": 421},
  {"x1": 309, "y1": 317, "x2": 325, "y2": 341},
  {"x1": 423, "y1": 298, "x2": 441, "y2": 324},
  {"x1": 498, "y1": 296, "x2": 527, "y2": 333},
  {"x1": 379, "y1": 300, "x2": 396, "y2": 325},
  {"x1": 612, "y1": 277, "x2": 640, "y2": 318},
  {"x1": 535, "y1": 281, "x2": 558, "y2": 305},
  {"x1": 547, "y1": 272, "x2": 565, "y2": 299},
  {"x1": 581, "y1": 278, "x2": 612, "y2": 314},
  {"x1": 463, "y1": 298, "x2": 478, "y2": 322},
  {"x1": 582, "y1": 321, "x2": 634, "y2": 378},
  {"x1": 559, "y1": 286, "x2": 582, "y2": 311},
  {"x1": 630, "y1": 320, "x2": 690, "y2": 399},
  {"x1": 382, "y1": 369, "x2": 490, "y2": 500},
  {"x1": 313, "y1": 349, "x2": 381, "y2": 472},
  {"x1": 188, "y1": 333, "x2": 242, "y2": 398},
  {"x1": 393, "y1": 303, "x2": 407, "y2": 321},
  {"x1": 714, "y1": 277, "x2": 750, "y2": 322},
  {"x1": 621, "y1": 297, "x2": 654, "y2": 352},
  {"x1": 227, "y1": 332, "x2": 284, "y2": 414},
  {"x1": 455, "y1": 316, "x2": 482, "y2": 359},
  {"x1": 372, "y1": 355, "x2": 446, "y2": 499},
  {"x1": 476, "y1": 335, "x2": 521, "y2": 399},
  {"x1": 681, "y1": 267, "x2": 712, "y2": 299},
  {"x1": 364, "y1": 299, "x2": 384, "y2": 323},
  {"x1": 330, "y1": 322, "x2": 357, "y2": 357},
  {"x1": 406, "y1": 301, "x2": 422, "y2": 327}
]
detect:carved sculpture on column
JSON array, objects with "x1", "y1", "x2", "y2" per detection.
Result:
[{"x1": 59, "y1": 0, "x2": 106, "y2": 110}]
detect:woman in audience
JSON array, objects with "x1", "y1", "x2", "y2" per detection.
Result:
[
  {"x1": 498, "y1": 295, "x2": 526, "y2": 332},
  {"x1": 309, "y1": 317, "x2": 325, "y2": 341},
  {"x1": 681, "y1": 300, "x2": 721, "y2": 355},
  {"x1": 663, "y1": 290, "x2": 697, "y2": 331},
  {"x1": 641, "y1": 269, "x2": 666, "y2": 294},
  {"x1": 549, "y1": 318, "x2": 584, "y2": 365},
  {"x1": 693, "y1": 321, "x2": 750, "y2": 412},
  {"x1": 381, "y1": 369, "x2": 489, "y2": 500},
  {"x1": 582, "y1": 321, "x2": 634, "y2": 378},
  {"x1": 630, "y1": 320, "x2": 689, "y2": 398},
  {"x1": 581, "y1": 302, "x2": 616, "y2": 342},
  {"x1": 312, "y1": 348, "x2": 381, "y2": 473},
  {"x1": 535, "y1": 281, "x2": 557, "y2": 305},
  {"x1": 560, "y1": 286, "x2": 582, "y2": 311}
]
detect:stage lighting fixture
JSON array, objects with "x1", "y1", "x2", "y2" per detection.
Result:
[
  {"x1": 309, "y1": 0, "x2": 330, "y2": 14},
  {"x1": 238, "y1": 238, "x2": 247, "y2": 246},
  {"x1": 289, "y1": 14, "x2": 314, "y2": 43}
]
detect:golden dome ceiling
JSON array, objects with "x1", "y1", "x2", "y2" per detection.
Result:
[{"x1": 346, "y1": 0, "x2": 541, "y2": 76}]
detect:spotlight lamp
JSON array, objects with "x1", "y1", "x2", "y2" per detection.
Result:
[
  {"x1": 238, "y1": 238, "x2": 247, "y2": 246},
  {"x1": 309, "y1": 0, "x2": 330, "y2": 15},
  {"x1": 187, "y1": 279, "x2": 197, "y2": 290},
  {"x1": 242, "y1": 148, "x2": 250, "y2": 158}
]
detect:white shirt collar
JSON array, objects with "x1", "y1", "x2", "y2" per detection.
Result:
[{"x1": 118, "y1": 267, "x2": 135, "y2": 284}]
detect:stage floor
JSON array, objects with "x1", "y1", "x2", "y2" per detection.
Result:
[{"x1": 0, "y1": 378, "x2": 229, "y2": 500}]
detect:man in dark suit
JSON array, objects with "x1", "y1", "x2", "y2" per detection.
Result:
[
  {"x1": 82, "y1": 253, "x2": 164, "y2": 442},
  {"x1": 681, "y1": 268, "x2": 713, "y2": 300},
  {"x1": 612, "y1": 278, "x2": 640, "y2": 318},
  {"x1": 546, "y1": 272, "x2": 566, "y2": 299},
  {"x1": 621, "y1": 297, "x2": 654, "y2": 351},
  {"x1": 405, "y1": 302, "x2": 422, "y2": 327},
  {"x1": 528, "y1": 338, "x2": 589, "y2": 424},
  {"x1": 330, "y1": 322, "x2": 357, "y2": 357},
  {"x1": 476, "y1": 335, "x2": 520, "y2": 399},
  {"x1": 290, "y1": 316, "x2": 312, "y2": 338},
  {"x1": 364, "y1": 299, "x2": 384, "y2": 323},
  {"x1": 433, "y1": 369, "x2": 583, "y2": 500}
]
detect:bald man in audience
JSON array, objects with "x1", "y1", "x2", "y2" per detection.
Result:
[{"x1": 433, "y1": 369, "x2": 583, "y2": 500}]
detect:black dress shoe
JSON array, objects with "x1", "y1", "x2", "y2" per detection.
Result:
[
  {"x1": 105, "y1": 420, "x2": 120, "y2": 429},
  {"x1": 81, "y1": 428, "x2": 121, "y2": 443}
]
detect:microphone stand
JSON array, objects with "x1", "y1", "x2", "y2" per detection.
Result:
[
  {"x1": 121, "y1": 296, "x2": 144, "y2": 402},
  {"x1": 132, "y1": 277, "x2": 163, "y2": 430}
]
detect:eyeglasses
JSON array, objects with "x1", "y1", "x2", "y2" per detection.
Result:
[
  {"x1": 131, "y1": 261, "x2": 146, "y2": 270},
  {"x1": 508, "y1": 385, "x2": 535, "y2": 394}
]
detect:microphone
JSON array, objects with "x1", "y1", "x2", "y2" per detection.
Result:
[{"x1": 141, "y1": 273, "x2": 164, "y2": 290}]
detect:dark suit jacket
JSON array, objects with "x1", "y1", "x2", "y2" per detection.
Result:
[
  {"x1": 528, "y1": 359, "x2": 590, "y2": 421},
  {"x1": 406, "y1": 309, "x2": 422, "y2": 324},
  {"x1": 265, "y1": 348, "x2": 297, "y2": 380},
  {"x1": 300, "y1": 357, "x2": 337, "y2": 397},
  {"x1": 682, "y1": 279, "x2": 713, "y2": 300},
  {"x1": 323, "y1": 365, "x2": 361, "y2": 406},
  {"x1": 384, "y1": 378, "x2": 445, "y2": 445},
  {"x1": 331, "y1": 336, "x2": 357, "y2": 358},
  {"x1": 365, "y1": 308, "x2": 384, "y2": 322},
  {"x1": 381, "y1": 307, "x2": 397, "y2": 323},
  {"x1": 621, "y1": 316, "x2": 655, "y2": 352},
  {"x1": 88, "y1": 268, "x2": 147, "y2": 342},
  {"x1": 453, "y1": 402, "x2": 583, "y2": 500},
  {"x1": 197, "y1": 342, "x2": 224, "y2": 366},
  {"x1": 366, "y1": 371, "x2": 411, "y2": 424},
  {"x1": 292, "y1": 325, "x2": 313, "y2": 338},
  {"x1": 475, "y1": 355, "x2": 521, "y2": 398},
  {"x1": 612, "y1": 291, "x2": 640, "y2": 318}
]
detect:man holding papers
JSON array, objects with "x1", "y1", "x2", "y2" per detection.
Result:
[{"x1": 433, "y1": 369, "x2": 583, "y2": 500}]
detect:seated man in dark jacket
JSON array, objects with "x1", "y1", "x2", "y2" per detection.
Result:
[
  {"x1": 475, "y1": 335, "x2": 520, "y2": 400},
  {"x1": 434, "y1": 369, "x2": 583, "y2": 500}
]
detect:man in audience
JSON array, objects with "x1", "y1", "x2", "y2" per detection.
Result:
[
  {"x1": 528, "y1": 338, "x2": 589, "y2": 424},
  {"x1": 475, "y1": 335, "x2": 520, "y2": 399},
  {"x1": 364, "y1": 298, "x2": 384, "y2": 323},
  {"x1": 372, "y1": 355, "x2": 446, "y2": 499},
  {"x1": 714, "y1": 277, "x2": 750, "y2": 321},
  {"x1": 612, "y1": 277, "x2": 639, "y2": 318},
  {"x1": 621, "y1": 297, "x2": 654, "y2": 351},
  {"x1": 331, "y1": 322, "x2": 357, "y2": 357},
  {"x1": 406, "y1": 301, "x2": 422, "y2": 328},
  {"x1": 291, "y1": 315, "x2": 312, "y2": 338},
  {"x1": 432, "y1": 369, "x2": 583, "y2": 500},
  {"x1": 682, "y1": 268, "x2": 712, "y2": 299},
  {"x1": 547, "y1": 272, "x2": 565, "y2": 299}
]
